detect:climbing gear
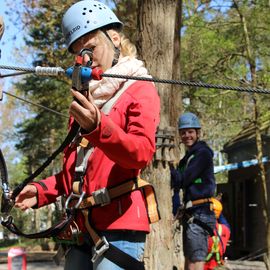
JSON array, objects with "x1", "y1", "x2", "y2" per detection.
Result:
[
  {"x1": 211, "y1": 198, "x2": 223, "y2": 219},
  {"x1": 53, "y1": 219, "x2": 84, "y2": 246},
  {"x1": 1, "y1": 64, "x2": 270, "y2": 95},
  {"x1": 0, "y1": 149, "x2": 11, "y2": 215},
  {"x1": 178, "y1": 112, "x2": 201, "y2": 130},
  {"x1": 185, "y1": 214, "x2": 215, "y2": 237},
  {"x1": 185, "y1": 197, "x2": 214, "y2": 209},
  {"x1": 174, "y1": 197, "x2": 219, "y2": 236},
  {"x1": 100, "y1": 29, "x2": 121, "y2": 66},
  {"x1": 1, "y1": 156, "x2": 159, "y2": 270},
  {"x1": 66, "y1": 48, "x2": 103, "y2": 92},
  {"x1": 0, "y1": 119, "x2": 80, "y2": 217},
  {"x1": 174, "y1": 197, "x2": 215, "y2": 221},
  {"x1": 206, "y1": 224, "x2": 225, "y2": 265},
  {"x1": 61, "y1": 0, "x2": 123, "y2": 52},
  {"x1": 185, "y1": 197, "x2": 222, "y2": 218}
]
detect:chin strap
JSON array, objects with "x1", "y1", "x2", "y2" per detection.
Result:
[{"x1": 102, "y1": 29, "x2": 120, "y2": 67}]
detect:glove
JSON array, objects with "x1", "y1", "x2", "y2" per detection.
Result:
[
  {"x1": 172, "y1": 189, "x2": 181, "y2": 216},
  {"x1": 170, "y1": 167, "x2": 182, "y2": 190}
]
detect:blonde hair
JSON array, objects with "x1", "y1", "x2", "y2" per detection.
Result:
[
  {"x1": 97, "y1": 30, "x2": 137, "y2": 58},
  {"x1": 119, "y1": 32, "x2": 137, "y2": 58}
]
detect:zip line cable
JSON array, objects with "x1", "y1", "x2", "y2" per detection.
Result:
[
  {"x1": 102, "y1": 74, "x2": 270, "y2": 95},
  {"x1": 2, "y1": 91, "x2": 69, "y2": 118},
  {"x1": 1, "y1": 64, "x2": 270, "y2": 95}
]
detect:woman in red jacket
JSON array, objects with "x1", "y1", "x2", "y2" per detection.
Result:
[{"x1": 15, "y1": 1, "x2": 160, "y2": 269}]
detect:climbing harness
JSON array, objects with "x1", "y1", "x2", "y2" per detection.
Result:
[
  {"x1": 174, "y1": 197, "x2": 217, "y2": 237},
  {"x1": 205, "y1": 224, "x2": 225, "y2": 265}
]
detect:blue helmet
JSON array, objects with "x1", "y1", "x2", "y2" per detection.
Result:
[
  {"x1": 62, "y1": 0, "x2": 123, "y2": 52},
  {"x1": 178, "y1": 112, "x2": 201, "y2": 129}
]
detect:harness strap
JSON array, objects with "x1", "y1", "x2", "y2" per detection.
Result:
[
  {"x1": 72, "y1": 177, "x2": 160, "y2": 223},
  {"x1": 81, "y1": 209, "x2": 145, "y2": 270},
  {"x1": 185, "y1": 197, "x2": 212, "y2": 209},
  {"x1": 185, "y1": 214, "x2": 215, "y2": 237},
  {"x1": 69, "y1": 176, "x2": 157, "y2": 270},
  {"x1": 1, "y1": 121, "x2": 80, "y2": 234},
  {"x1": 1, "y1": 210, "x2": 74, "y2": 239},
  {"x1": 206, "y1": 224, "x2": 224, "y2": 264},
  {"x1": 1, "y1": 175, "x2": 160, "y2": 241},
  {"x1": 11, "y1": 121, "x2": 80, "y2": 200}
]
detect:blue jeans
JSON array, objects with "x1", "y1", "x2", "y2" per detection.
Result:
[{"x1": 64, "y1": 230, "x2": 146, "y2": 270}]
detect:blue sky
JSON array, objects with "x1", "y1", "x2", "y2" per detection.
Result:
[
  {"x1": 0, "y1": 0, "x2": 26, "y2": 90},
  {"x1": 0, "y1": 1, "x2": 24, "y2": 61}
]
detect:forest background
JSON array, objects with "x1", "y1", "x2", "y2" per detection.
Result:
[{"x1": 0, "y1": 0, "x2": 270, "y2": 269}]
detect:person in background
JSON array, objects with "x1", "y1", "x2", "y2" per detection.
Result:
[
  {"x1": 204, "y1": 198, "x2": 231, "y2": 270},
  {"x1": 15, "y1": 1, "x2": 160, "y2": 269},
  {"x1": 171, "y1": 112, "x2": 216, "y2": 270}
]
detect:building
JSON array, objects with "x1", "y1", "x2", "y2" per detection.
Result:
[{"x1": 218, "y1": 122, "x2": 270, "y2": 260}]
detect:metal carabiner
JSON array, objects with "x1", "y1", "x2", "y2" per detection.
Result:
[
  {"x1": 65, "y1": 191, "x2": 86, "y2": 210},
  {"x1": 91, "y1": 236, "x2": 110, "y2": 263}
]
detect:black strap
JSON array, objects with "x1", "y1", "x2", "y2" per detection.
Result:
[
  {"x1": 0, "y1": 149, "x2": 8, "y2": 184},
  {"x1": 0, "y1": 148, "x2": 12, "y2": 213},
  {"x1": 192, "y1": 217, "x2": 215, "y2": 237},
  {"x1": 1, "y1": 121, "x2": 80, "y2": 235},
  {"x1": 185, "y1": 213, "x2": 215, "y2": 237},
  {"x1": 104, "y1": 243, "x2": 145, "y2": 270},
  {"x1": 11, "y1": 121, "x2": 80, "y2": 200},
  {"x1": 1, "y1": 210, "x2": 74, "y2": 239}
]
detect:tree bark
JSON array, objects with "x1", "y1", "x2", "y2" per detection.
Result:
[{"x1": 137, "y1": 1, "x2": 182, "y2": 269}]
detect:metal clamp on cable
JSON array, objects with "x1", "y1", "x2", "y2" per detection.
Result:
[
  {"x1": 91, "y1": 236, "x2": 109, "y2": 263},
  {"x1": 65, "y1": 191, "x2": 86, "y2": 210},
  {"x1": 92, "y1": 188, "x2": 111, "y2": 206}
]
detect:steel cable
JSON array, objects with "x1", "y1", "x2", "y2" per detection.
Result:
[{"x1": 1, "y1": 64, "x2": 270, "y2": 94}]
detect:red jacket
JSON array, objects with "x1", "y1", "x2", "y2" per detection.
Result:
[
  {"x1": 33, "y1": 81, "x2": 160, "y2": 232},
  {"x1": 204, "y1": 222, "x2": 231, "y2": 270}
]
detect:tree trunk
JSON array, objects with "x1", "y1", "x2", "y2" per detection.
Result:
[{"x1": 137, "y1": 1, "x2": 182, "y2": 269}]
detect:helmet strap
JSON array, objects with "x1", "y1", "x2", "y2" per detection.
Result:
[{"x1": 102, "y1": 29, "x2": 120, "y2": 67}]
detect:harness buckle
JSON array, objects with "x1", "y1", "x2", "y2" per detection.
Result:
[
  {"x1": 187, "y1": 215, "x2": 194, "y2": 224},
  {"x1": 65, "y1": 191, "x2": 85, "y2": 210},
  {"x1": 185, "y1": 200, "x2": 193, "y2": 209},
  {"x1": 91, "y1": 236, "x2": 109, "y2": 263},
  {"x1": 92, "y1": 188, "x2": 111, "y2": 206}
]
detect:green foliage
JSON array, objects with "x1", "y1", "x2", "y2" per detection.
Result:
[
  {"x1": 112, "y1": 0, "x2": 138, "y2": 44},
  {"x1": 0, "y1": 0, "x2": 76, "y2": 243},
  {"x1": 180, "y1": 0, "x2": 270, "y2": 160},
  {"x1": 11, "y1": 0, "x2": 75, "y2": 176}
]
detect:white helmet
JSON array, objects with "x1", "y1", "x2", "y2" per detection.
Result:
[{"x1": 62, "y1": 0, "x2": 123, "y2": 52}]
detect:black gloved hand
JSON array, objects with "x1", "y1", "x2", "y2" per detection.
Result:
[{"x1": 170, "y1": 167, "x2": 182, "y2": 190}]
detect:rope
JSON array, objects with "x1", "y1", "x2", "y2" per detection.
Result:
[
  {"x1": 3, "y1": 91, "x2": 68, "y2": 118},
  {"x1": 102, "y1": 74, "x2": 270, "y2": 94},
  {"x1": 1, "y1": 64, "x2": 270, "y2": 94}
]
